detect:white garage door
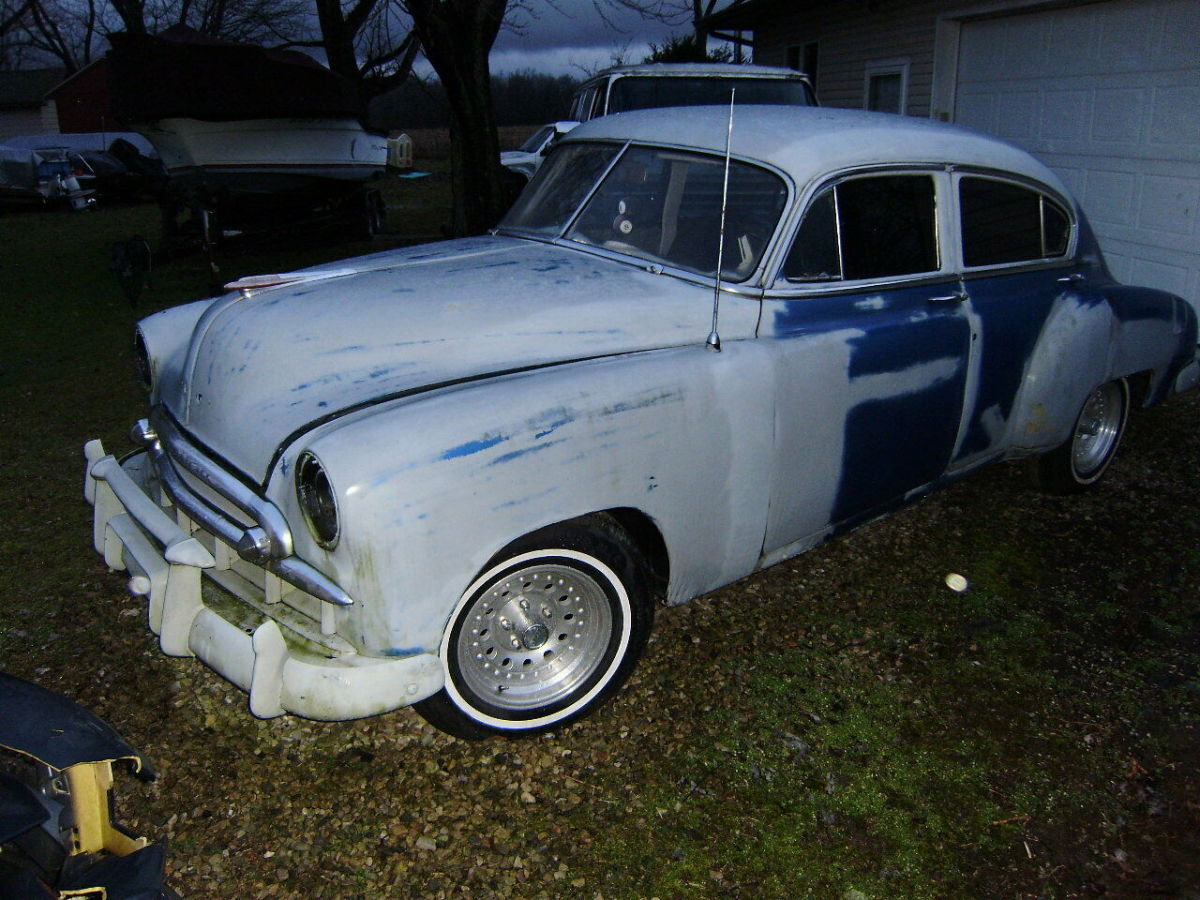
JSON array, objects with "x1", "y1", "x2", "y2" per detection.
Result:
[{"x1": 954, "y1": 0, "x2": 1200, "y2": 317}]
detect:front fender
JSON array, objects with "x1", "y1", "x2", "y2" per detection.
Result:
[{"x1": 281, "y1": 345, "x2": 776, "y2": 655}]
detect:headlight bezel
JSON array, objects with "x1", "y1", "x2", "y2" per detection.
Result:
[{"x1": 295, "y1": 451, "x2": 340, "y2": 550}]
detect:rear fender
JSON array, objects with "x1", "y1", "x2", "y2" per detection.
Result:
[{"x1": 1010, "y1": 286, "x2": 1195, "y2": 453}]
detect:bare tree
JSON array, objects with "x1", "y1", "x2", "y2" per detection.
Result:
[
  {"x1": 0, "y1": 0, "x2": 32, "y2": 68},
  {"x1": 6, "y1": 0, "x2": 309, "y2": 73},
  {"x1": 0, "y1": 0, "x2": 32, "y2": 36},
  {"x1": 17, "y1": 0, "x2": 104, "y2": 71},
  {"x1": 596, "y1": 0, "x2": 724, "y2": 51},
  {"x1": 402, "y1": 0, "x2": 509, "y2": 236},
  {"x1": 270, "y1": 0, "x2": 419, "y2": 102}
]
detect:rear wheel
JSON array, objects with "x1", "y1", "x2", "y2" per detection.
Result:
[
  {"x1": 1037, "y1": 378, "x2": 1129, "y2": 493},
  {"x1": 415, "y1": 518, "x2": 653, "y2": 739}
]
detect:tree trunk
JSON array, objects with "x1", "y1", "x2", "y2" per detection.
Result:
[
  {"x1": 405, "y1": 0, "x2": 507, "y2": 236},
  {"x1": 314, "y1": 0, "x2": 370, "y2": 85}
]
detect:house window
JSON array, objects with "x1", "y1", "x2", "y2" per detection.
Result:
[
  {"x1": 863, "y1": 58, "x2": 910, "y2": 115},
  {"x1": 786, "y1": 41, "x2": 819, "y2": 92}
]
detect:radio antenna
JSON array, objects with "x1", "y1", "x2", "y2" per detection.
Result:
[{"x1": 706, "y1": 88, "x2": 736, "y2": 353}]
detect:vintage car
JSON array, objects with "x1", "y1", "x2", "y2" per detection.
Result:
[
  {"x1": 500, "y1": 120, "x2": 579, "y2": 181},
  {"x1": 568, "y1": 62, "x2": 817, "y2": 122},
  {"x1": 85, "y1": 106, "x2": 1199, "y2": 739}
]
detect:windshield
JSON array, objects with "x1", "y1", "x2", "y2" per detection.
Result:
[
  {"x1": 501, "y1": 141, "x2": 788, "y2": 282},
  {"x1": 608, "y1": 76, "x2": 816, "y2": 114},
  {"x1": 518, "y1": 125, "x2": 555, "y2": 154}
]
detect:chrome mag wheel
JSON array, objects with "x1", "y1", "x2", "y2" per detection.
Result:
[
  {"x1": 454, "y1": 559, "x2": 615, "y2": 713},
  {"x1": 415, "y1": 518, "x2": 654, "y2": 739},
  {"x1": 1071, "y1": 382, "x2": 1125, "y2": 479}
]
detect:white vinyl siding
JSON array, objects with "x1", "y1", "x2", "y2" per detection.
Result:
[
  {"x1": 748, "y1": 0, "x2": 941, "y2": 116},
  {"x1": 0, "y1": 102, "x2": 57, "y2": 142}
]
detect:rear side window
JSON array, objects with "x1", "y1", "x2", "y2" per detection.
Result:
[
  {"x1": 960, "y1": 177, "x2": 1071, "y2": 267},
  {"x1": 785, "y1": 173, "x2": 938, "y2": 281}
]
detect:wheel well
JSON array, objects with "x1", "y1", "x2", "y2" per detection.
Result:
[
  {"x1": 603, "y1": 507, "x2": 670, "y2": 598},
  {"x1": 1124, "y1": 370, "x2": 1153, "y2": 408},
  {"x1": 490, "y1": 508, "x2": 671, "y2": 603}
]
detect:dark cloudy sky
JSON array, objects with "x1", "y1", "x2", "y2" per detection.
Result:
[{"x1": 487, "y1": 2, "x2": 712, "y2": 76}]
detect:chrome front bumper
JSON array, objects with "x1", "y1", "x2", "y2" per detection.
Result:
[{"x1": 83, "y1": 437, "x2": 442, "y2": 721}]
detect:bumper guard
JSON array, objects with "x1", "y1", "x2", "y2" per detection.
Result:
[{"x1": 84, "y1": 439, "x2": 442, "y2": 720}]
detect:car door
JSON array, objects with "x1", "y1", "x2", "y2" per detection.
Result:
[
  {"x1": 759, "y1": 169, "x2": 972, "y2": 560},
  {"x1": 948, "y1": 173, "x2": 1077, "y2": 469}
]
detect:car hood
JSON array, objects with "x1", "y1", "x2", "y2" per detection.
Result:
[{"x1": 163, "y1": 236, "x2": 715, "y2": 482}]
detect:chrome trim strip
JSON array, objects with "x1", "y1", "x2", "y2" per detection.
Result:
[
  {"x1": 268, "y1": 556, "x2": 352, "y2": 607},
  {"x1": 135, "y1": 411, "x2": 353, "y2": 607},
  {"x1": 150, "y1": 409, "x2": 293, "y2": 557}
]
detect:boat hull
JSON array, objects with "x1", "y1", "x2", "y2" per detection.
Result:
[{"x1": 140, "y1": 117, "x2": 388, "y2": 196}]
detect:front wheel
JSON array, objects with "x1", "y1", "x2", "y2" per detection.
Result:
[
  {"x1": 1037, "y1": 378, "x2": 1129, "y2": 494},
  {"x1": 415, "y1": 518, "x2": 653, "y2": 739}
]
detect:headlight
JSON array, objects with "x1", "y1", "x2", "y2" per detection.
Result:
[
  {"x1": 133, "y1": 328, "x2": 152, "y2": 392},
  {"x1": 295, "y1": 451, "x2": 339, "y2": 549}
]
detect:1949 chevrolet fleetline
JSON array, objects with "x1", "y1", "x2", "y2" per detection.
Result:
[{"x1": 86, "y1": 106, "x2": 1199, "y2": 738}]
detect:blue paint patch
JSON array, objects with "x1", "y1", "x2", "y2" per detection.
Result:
[
  {"x1": 442, "y1": 433, "x2": 507, "y2": 459},
  {"x1": 492, "y1": 487, "x2": 558, "y2": 511},
  {"x1": 600, "y1": 389, "x2": 680, "y2": 417},
  {"x1": 488, "y1": 438, "x2": 566, "y2": 466},
  {"x1": 530, "y1": 407, "x2": 576, "y2": 439},
  {"x1": 320, "y1": 345, "x2": 366, "y2": 355},
  {"x1": 380, "y1": 646, "x2": 428, "y2": 658},
  {"x1": 293, "y1": 373, "x2": 344, "y2": 392},
  {"x1": 955, "y1": 268, "x2": 1059, "y2": 460}
]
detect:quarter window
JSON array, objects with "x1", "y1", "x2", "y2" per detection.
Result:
[
  {"x1": 785, "y1": 174, "x2": 939, "y2": 281},
  {"x1": 959, "y1": 177, "x2": 1071, "y2": 267}
]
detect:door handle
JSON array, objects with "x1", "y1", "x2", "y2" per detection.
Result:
[
  {"x1": 1057, "y1": 273, "x2": 1084, "y2": 284},
  {"x1": 927, "y1": 291, "x2": 967, "y2": 304}
]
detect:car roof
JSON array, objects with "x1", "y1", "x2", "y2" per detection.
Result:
[
  {"x1": 562, "y1": 105, "x2": 1070, "y2": 201},
  {"x1": 584, "y1": 63, "x2": 811, "y2": 82}
]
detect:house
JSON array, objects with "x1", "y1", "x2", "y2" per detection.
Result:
[
  {"x1": 704, "y1": 0, "x2": 1199, "y2": 316},
  {"x1": 46, "y1": 59, "x2": 115, "y2": 134},
  {"x1": 0, "y1": 68, "x2": 66, "y2": 142}
]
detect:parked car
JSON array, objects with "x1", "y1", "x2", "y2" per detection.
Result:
[
  {"x1": 0, "y1": 673, "x2": 177, "y2": 899},
  {"x1": 84, "y1": 106, "x2": 1199, "y2": 739},
  {"x1": 500, "y1": 120, "x2": 579, "y2": 181},
  {"x1": 568, "y1": 62, "x2": 817, "y2": 122}
]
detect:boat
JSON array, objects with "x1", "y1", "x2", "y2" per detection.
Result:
[
  {"x1": 108, "y1": 26, "x2": 387, "y2": 240},
  {"x1": 0, "y1": 145, "x2": 95, "y2": 209}
]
